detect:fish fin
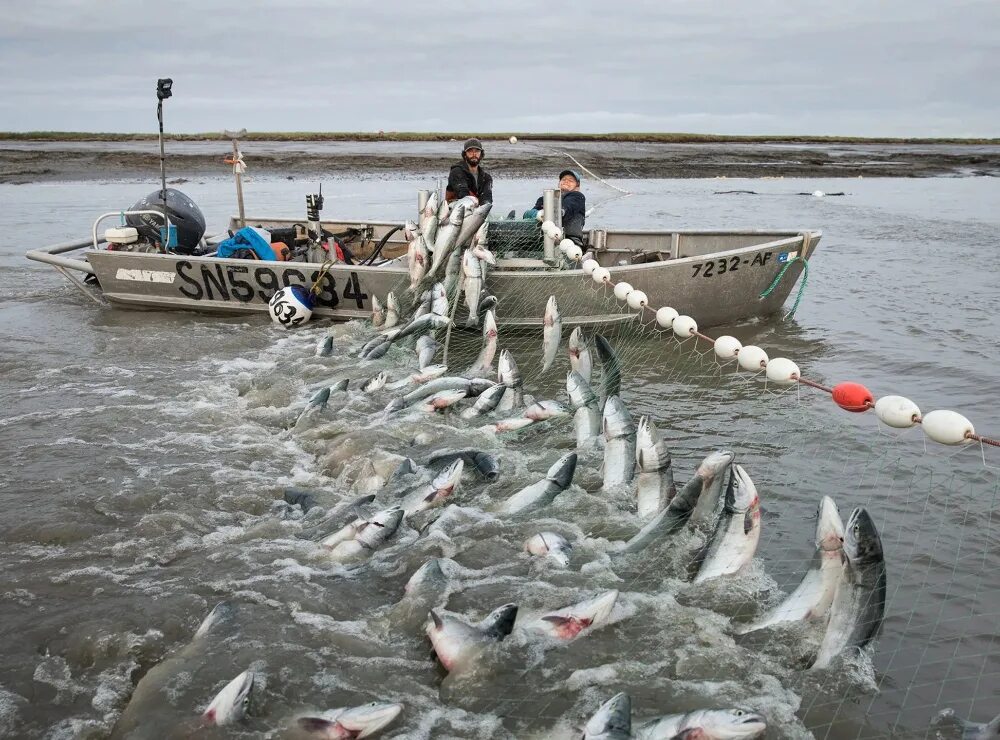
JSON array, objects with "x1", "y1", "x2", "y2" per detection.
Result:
[{"x1": 429, "y1": 610, "x2": 443, "y2": 629}]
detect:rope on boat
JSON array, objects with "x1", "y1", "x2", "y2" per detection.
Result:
[
  {"x1": 308, "y1": 259, "x2": 337, "y2": 296},
  {"x1": 758, "y1": 256, "x2": 809, "y2": 319}
]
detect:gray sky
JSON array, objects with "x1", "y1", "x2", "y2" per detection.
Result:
[{"x1": 1, "y1": 0, "x2": 997, "y2": 136}]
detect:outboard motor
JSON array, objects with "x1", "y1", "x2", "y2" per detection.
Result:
[{"x1": 125, "y1": 187, "x2": 206, "y2": 254}]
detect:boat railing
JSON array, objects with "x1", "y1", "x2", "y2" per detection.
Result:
[{"x1": 92, "y1": 210, "x2": 172, "y2": 250}]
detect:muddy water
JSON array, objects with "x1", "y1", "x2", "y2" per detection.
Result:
[{"x1": 1, "y1": 172, "x2": 998, "y2": 739}]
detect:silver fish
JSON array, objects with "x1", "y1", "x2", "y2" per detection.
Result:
[
  {"x1": 430, "y1": 202, "x2": 466, "y2": 276},
  {"x1": 455, "y1": 201, "x2": 493, "y2": 249},
  {"x1": 413, "y1": 290, "x2": 432, "y2": 319},
  {"x1": 326, "y1": 506, "x2": 404, "y2": 562},
  {"x1": 427, "y1": 449, "x2": 500, "y2": 481},
  {"x1": 316, "y1": 335, "x2": 335, "y2": 358},
  {"x1": 384, "y1": 364, "x2": 449, "y2": 391},
  {"x1": 541, "y1": 295, "x2": 562, "y2": 372},
  {"x1": 585, "y1": 693, "x2": 631, "y2": 740},
  {"x1": 568, "y1": 327, "x2": 592, "y2": 383},
  {"x1": 295, "y1": 386, "x2": 331, "y2": 427},
  {"x1": 404, "y1": 558, "x2": 449, "y2": 601},
  {"x1": 496, "y1": 350, "x2": 523, "y2": 412},
  {"x1": 459, "y1": 381, "x2": 507, "y2": 419},
  {"x1": 524, "y1": 589, "x2": 618, "y2": 641},
  {"x1": 471, "y1": 243, "x2": 497, "y2": 266},
  {"x1": 426, "y1": 603, "x2": 517, "y2": 673},
  {"x1": 361, "y1": 340, "x2": 391, "y2": 360},
  {"x1": 523, "y1": 399, "x2": 571, "y2": 421},
  {"x1": 811, "y1": 507, "x2": 886, "y2": 669},
  {"x1": 382, "y1": 313, "x2": 451, "y2": 345},
  {"x1": 632, "y1": 708, "x2": 767, "y2": 740},
  {"x1": 463, "y1": 249, "x2": 483, "y2": 328},
  {"x1": 567, "y1": 370, "x2": 601, "y2": 447},
  {"x1": 689, "y1": 450, "x2": 737, "y2": 525},
  {"x1": 692, "y1": 464, "x2": 761, "y2": 583},
  {"x1": 602, "y1": 395, "x2": 637, "y2": 489},
  {"x1": 362, "y1": 371, "x2": 388, "y2": 393},
  {"x1": 466, "y1": 309, "x2": 498, "y2": 377},
  {"x1": 391, "y1": 376, "x2": 495, "y2": 411},
  {"x1": 408, "y1": 235, "x2": 429, "y2": 290},
  {"x1": 617, "y1": 451, "x2": 734, "y2": 555},
  {"x1": 383, "y1": 292, "x2": 400, "y2": 329},
  {"x1": 419, "y1": 191, "x2": 439, "y2": 246},
  {"x1": 415, "y1": 335, "x2": 440, "y2": 370},
  {"x1": 400, "y1": 459, "x2": 463, "y2": 516},
  {"x1": 636, "y1": 416, "x2": 676, "y2": 519},
  {"x1": 595, "y1": 334, "x2": 622, "y2": 410},
  {"x1": 192, "y1": 602, "x2": 236, "y2": 640},
  {"x1": 370, "y1": 295, "x2": 385, "y2": 328},
  {"x1": 202, "y1": 669, "x2": 255, "y2": 725},
  {"x1": 430, "y1": 282, "x2": 448, "y2": 317},
  {"x1": 739, "y1": 496, "x2": 844, "y2": 633},
  {"x1": 525, "y1": 532, "x2": 572, "y2": 567},
  {"x1": 423, "y1": 388, "x2": 468, "y2": 412},
  {"x1": 295, "y1": 702, "x2": 403, "y2": 738},
  {"x1": 403, "y1": 219, "x2": 418, "y2": 241},
  {"x1": 496, "y1": 452, "x2": 577, "y2": 515}
]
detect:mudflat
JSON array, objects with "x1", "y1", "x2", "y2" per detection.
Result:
[{"x1": 2, "y1": 138, "x2": 998, "y2": 183}]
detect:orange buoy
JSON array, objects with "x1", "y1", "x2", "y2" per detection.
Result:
[{"x1": 832, "y1": 382, "x2": 874, "y2": 412}]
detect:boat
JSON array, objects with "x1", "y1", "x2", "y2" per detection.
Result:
[{"x1": 26, "y1": 197, "x2": 820, "y2": 329}]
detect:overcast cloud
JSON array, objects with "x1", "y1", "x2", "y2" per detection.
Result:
[{"x1": 1, "y1": 0, "x2": 997, "y2": 136}]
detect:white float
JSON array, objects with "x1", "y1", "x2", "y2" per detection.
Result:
[
  {"x1": 874, "y1": 395, "x2": 920, "y2": 429},
  {"x1": 737, "y1": 345, "x2": 768, "y2": 372},
  {"x1": 581, "y1": 259, "x2": 599, "y2": 275},
  {"x1": 541, "y1": 221, "x2": 564, "y2": 241},
  {"x1": 672, "y1": 315, "x2": 697, "y2": 338},
  {"x1": 714, "y1": 335, "x2": 742, "y2": 360},
  {"x1": 626, "y1": 290, "x2": 648, "y2": 310},
  {"x1": 921, "y1": 409, "x2": 974, "y2": 445},
  {"x1": 565, "y1": 244, "x2": 583, "y2": 261},
  {"x1": 509, "y1": 135, "x2": 518, "y2": 144},
  {"x1": 613, "y1": 282, "x2": 634, "y2": 301},
  {"x1": 765, "y1": 357, "x2": 800, "y2": 385},
  {"x1": 268, "y1": 285, "x2": 314, "y2": 328},
  {"x1": 655, "y1": 306, "x2": 679, "y2": 328},
  {"x1": 592, "y1": 266, "x2": 611, "y2": 284}
]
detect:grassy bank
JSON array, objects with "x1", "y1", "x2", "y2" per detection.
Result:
[{"x1": 2, "y1": 131, "x2": 998, "y2": 145}]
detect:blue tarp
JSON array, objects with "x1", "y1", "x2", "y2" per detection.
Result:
[{"x1": 216, "y1": 227, "x2": 277, "y2": 260}]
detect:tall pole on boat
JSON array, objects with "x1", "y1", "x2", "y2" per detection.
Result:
[
  {"x1": 225, "y1": 129, "x2": 248, "y2": 229},
  {"x1": 155, "y1": 78, "x2": 173, "y2": 245}
]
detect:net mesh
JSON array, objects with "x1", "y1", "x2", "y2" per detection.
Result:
[{"x1": 386, "y1": 254, "x2": 999, "y2": 738}]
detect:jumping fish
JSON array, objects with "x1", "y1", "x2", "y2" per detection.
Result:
[
  {"x1": 568, "y1": 327, "x2": 593, "y2": 383},
  {"x1": 426, "y1": 603, "x2": 518, "y2": 673},
  {"x1": 466, "y1": 309, "x2": 498, "y2": 377},
  {"x1": 692, "y1": 464, "x2": 761, "y2": 583},
  {"x1": 362, "y1": 371, "x2": 388, "y2": 393},
  {"x1": 594, "y1": 334, "x2": 622, "y2": 409},
  {"x1": 383, "y1": 292, "x2": 400, "y2": 329},
  {"x1": 739, "y1": 496, "x2": 844, "y2": 633},
  {"x1": 202, "y1": 669, "x2": 255, "y2": 726},
  {"x1": 419, "y1": 191, "x2": 439, "y2": 246},
  {"x1": 525, "y1": 532, "x2": 573, "y2": 567},
  {"x1": 427, "y1": 449, "x2": 500, "y2": 481},
  {"x1": 385, "y1": 376, "x2": 496, "y2": 414},
  {"x1": 295, "y1": 386, "x2": 331, "y2": 427},
  {"x1": 541, "y1": 295, "x2": 562, "y2": 372},
  {"x1": 294, "y1": 702, "x2": 403, "y2": 739},
  {"x1": 632, "y1": 708, "x2": 768, "y2": 740},
  {"x1": 400, "y1": 459, "x2": 463, "y2": 516},
  {"x1": 811, "y1": 507, "x2": 886, "y2": 669},
  {"x1": 496, "y1": 452, "x2": 577, "y2": 515},
  {"x1": 381, "y1": 313, "x2": 452, "y2": 346},
  {"x1": 325, "y1": 506, "x2": 404, "y2": 563},
  {"x1": 459, "y1": 382, "x2": 506, "y2": 419},
  {"x1": 463, "y1": 249, "x2": 483, "y2": 328},
  {"x1": 584, "y1": 693, "x2": 632, "y2": 740},
  {"x1": 688, "y1": 450, "x2": 737, "y2": 525},
  {"x1": 636, "y1": 416, "x2": 676, "y2": 519},
  {"x1": 316, "y1": 335, "x2": 335, "y2": 358},
  {"x1": 360, "y1": 340, "x2": 391, "y2": 360},
  {"x1": 496, "y1": 349, "x2": 524, "y2": 412},
  {"x1": 383, "y1": 364, "x2": 448, "y2": 392},
  {"x1": 523, "y1": 589, "x2": 618, "y2": 641},
  {"x1": 617, "y1": 451, "x2": 735, "y2": 555},
  {"x1": 415, "y1": 335, "x2": 440, "y2": 370},
  {"x1": 404, "y1": 558, "x2": 449, "y2": 601},
  {"x1": 371, "y1": 295, "x2": 385, "y2": 328},
  {"x1": 567, "y1": 370, "x2": 601, "y2": 447},
  {"x1": 602, "y1": 395, "x2": 637, "y2": 489}
]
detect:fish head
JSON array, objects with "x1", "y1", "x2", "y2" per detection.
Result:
[
  {"x1": 697, "y1": 449, "x2": 735, "y2": 483},
  {"x1": 202, "y1": 669, "x2": 254, "y2": 725},
  {"x1": 468, "y1": 378, "x2": 498, "y2": 396},
  {"x1": 404, "y1": 558, "x2": 446, "y2": 595},
  {"x1": 479, "y1": 603, "x2": 518, "y2": 639},
  {"x1": 815, "y1": 496, "x2": 845, "y2": 552},
  {"x1": 568, "y1": 326, "x2": 585, "y2": 353},
  {"x1": 541, "y1": 589, "x2": 617, "y2": 639},
  {"x1": 472, "y1": 452, "x2": 500, "y2": 481},
  {"x1": 193, "y1": 601, "x2": 236, "y2": 640},
  {"x1": 430, "y1": 315, "x2": 453, "y2": 330},
  {"x1": 386, "y1": 292, "x2": 399, "y2": 312},
  {"x1": 584, "y1": 693, "x2": 632, "y2": 739},
  {"x1": 371, "y1": 294, "x2": 382, "y2": 312},
  {"x1": 335, "y1": 702, "x2": 404, "y2": 737},
  {"x1": 310, "y1": 387, "x2": 331, "y2": 408},
  {"x1": 566, "y1": 371, "x2": 596, "y2": 408},
  {"x1": 449, "y1": 204, "x2": 466, "y2": 226},
  {"x1": 427, "y1": 389, "x2": 467, "y2": 410},
  {"x1": 546, "y1": 452, "x2": 578, "y2": 489},
  {"x1": 418, "y1": 364, "x2": 449, "y2": 381},
  {"x1": 727, "y1": 464, "x2": 759, "y2": 512},
  {"x1": 844, "y1": 507, "x2": 883, "y2": 565},
  {"x1": 357, "y1": 507, "x2": 403, "y2": 548},
  {"x1": 498, "y1": 349, "x2": 520, "y2": 386},
  {"x1": 699, "y1": 708, "x2": 767, "y2": 738},
  {"x1": 482, "y1": 309, "x2": 498, "y2": 338},
  {"x1": 422, "y1": 192, "x2": 438, "y2": 218},
  {"x1": 431, "y1": 459, "x2": 464, "y2": 497},
  {"x1": 544, "y1": 295, "x2": 559, "y2": 324},
  {"x1": 383, "y1": 398, "x2": 405, "y2": 416},
  {"x1": 331, "y1": 378, "x2": 350, "y2": 392},
  {"x1": 602, "y1": 396, "x2": 635, "y2": 440}
]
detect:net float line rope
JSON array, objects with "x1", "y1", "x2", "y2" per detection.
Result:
[{"x1": 569, "y1": 252, "x2": 1000, "y2": 451}]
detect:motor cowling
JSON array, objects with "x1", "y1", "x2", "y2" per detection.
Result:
[{"x1": 126, "y1": 188, "x2": 206, "y2": 254}]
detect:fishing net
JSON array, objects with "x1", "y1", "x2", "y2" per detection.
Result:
[
  {"x1": 482, "y1": 217, "x2": 545, "y2": 257},
  {"x1": 370, "y1": 251, "x2": 999, "y2": 739}
]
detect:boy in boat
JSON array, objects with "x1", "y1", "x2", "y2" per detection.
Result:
[
  {"x1": 524, "y1": 169, "x2": 586, "y2": 247},
  {"x1": 446, "y1": 138, "x2": 493, "y2": 204}
]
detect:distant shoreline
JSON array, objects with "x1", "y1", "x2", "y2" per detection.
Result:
[{"x1": 2, "y1": 131, "x2": 999, "y2": 145}]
